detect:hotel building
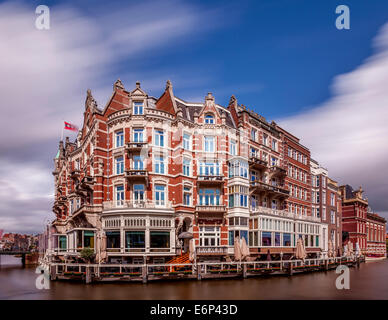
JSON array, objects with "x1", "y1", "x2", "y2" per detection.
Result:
[{"x1": 51, "y1": 80, "x2": 328, "y2": 264}]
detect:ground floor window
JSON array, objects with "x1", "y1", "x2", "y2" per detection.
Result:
[
  {"x1": 76, "y1": 230, "x2": 83, "y2": 249},
  {"x1": 106, "y1": 231, "x2": 120, "y2": 249},
  {"x1": 262, "y1": 232, "x2": 271, "y2": 246},
  {"x1": 59, "y1": 235, "x2": 67, "y2": 251},
  {"x1": 83, "y1": 231, "x2": 95, "y2": 248},
  {"x1": 283, "y1": 233, "x2": 291, "y2": 246},
  {"x1": 125, "y1": 231, "x2": 145, "y2": 249},
  {"x1": 150, "y1": 231, "x2": 170, "y2": 248},
  {"x1": 240, "y1": 230, "x2": 248, "y2": 243},
  {"x1": 229, "y1": 231, "x2": 234, "y2": 246},
  {"x1": 275, "y1": 232, "x2": 281, "y2": 246}
]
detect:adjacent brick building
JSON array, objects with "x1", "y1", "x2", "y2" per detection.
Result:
[
  {"x1": 340, "y1": 185, "x2": 386, "y2": 258},
  {"x1": 310, "y1": 160, "x2": 342, "y2": 256}
]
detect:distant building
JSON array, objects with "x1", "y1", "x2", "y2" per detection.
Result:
[
  {"x1": 366, "y1": 212, "x2": 386, "y2": 258},
  {"x1": 340, "y1": 185, "x2": 386, "y2": 259},
  {"x1": 310, "y1": 160, "x2": 342, "y2": 256}
]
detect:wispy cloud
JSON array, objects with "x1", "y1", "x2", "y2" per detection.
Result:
[
  {"x1": 0, "y1": 0, "x2": 225, "y2": 233},
  {"x1": 278, "y1": 22, "x2": 388, "y2": 222}
]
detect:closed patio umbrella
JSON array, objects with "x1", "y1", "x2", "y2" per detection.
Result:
[
  {"x1": 189, "y1": 238, "x2": 196, "y2": 262},
  {"x1": 240, "y1": 237, "x2": 249, "y2": 261},
  {"x1": 97, "y1": 231, "x2": 107, "y2": 263},
  {"x1": 343, "y1": 243, "x2": 349, "y2": 257},
  {"x1": 348, "y1": 240, "x2": 354, "y2": 256},
  {"x1": 355, "y1": 242, "x2": 361, "y2": 257},
  {"x1": 295, "y1": 238, "x2": 307, "y2": 261},
  {"x1": 234, "y1": 238, "x2": 242, "y2": 262}
]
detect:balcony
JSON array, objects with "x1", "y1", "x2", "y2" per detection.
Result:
[
  {"x1": 126, "y1": 141, "x2": 148, "y2": 153},
  {"x1": 196, "y1": 205, "x2": 226, "y2": 221},
  {"x1": 196, "y1": 246, "x2": 228, "y2": 256},
  {"x1": 125, "y1": 169, "x2": 149, "y2": 185},
  {"x1": 196, "y1": 205, "x2": 226, "y2": 213},
  {"x1": 70, "y1": 169, "x2": 80, "y2": 180},
  {"x1": 269, "y1": 165, "x2": 287, "y2": 177},
  {"x1": 197, "y1": 175, "x2": 224, "y2": 185},
  {"x1": 103, "y1": 200, "x2": 172, "y2": 210},
  {"x1": 270, "y1": 185, "x2": 290, "y2": 198},
  {"x1": 250, "y1": 180, "x2": 289, "y2": 198},
  {"x1": 249, "y1": 156, "x2": 268, "y2": 170},
  {"x1": 250, "y1": 205, "x2": 296, "y2": 219}
]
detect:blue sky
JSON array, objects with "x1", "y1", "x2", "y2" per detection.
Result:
[
  {"x1": 1, "y1": 0, "x2": 388, "y2": 233},
  {"x1": 24, "y1": 0, "x2": 388, "y2": 118}
]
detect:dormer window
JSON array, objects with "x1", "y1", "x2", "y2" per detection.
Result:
[
  {"x1": 205, "y1": 114, "x2": 214, "y2": 124},
  {"x1": 133, "y1": 101, "x2": 144, "y2": 115}
]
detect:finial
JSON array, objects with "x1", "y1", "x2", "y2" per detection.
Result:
[
  {"x1": 206, "y1": 92, "x2": 214, "y2": 101},
  {"x1": 166, "y1": 79, "x2": 172, "y2": 90},
  {"x1": 114, "y1": 79, "x2": 124, "y2": 90},
  {"x1": 136, "y1": 81, "x2": 141, "y2": 88}
]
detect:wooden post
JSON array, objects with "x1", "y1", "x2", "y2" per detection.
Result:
[
  {"x1": 142, "y1": 265, "x2": 147, "y2": 284},
  {"x1": 197, "y1": 264, "x2": 202, "y2": 280},
  {"x1": 243, "y1": 264, "x2": 247, "y2": 278},
  {"x1": 85, "y1": 266, "x2": 91, "y2": 284},
  {"x1": 50, "y1": 265, "x2": 57, "y2": 281},
  {"x1": 288, "y1": 262, "x2": 293, "y2": 276}
]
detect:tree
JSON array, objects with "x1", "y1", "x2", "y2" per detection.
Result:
[{"x1": 80, "y1": 248, "x2": 95, "y2": 263}]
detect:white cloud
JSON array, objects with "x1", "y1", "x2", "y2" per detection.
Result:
[
  {"x1": 278, "y1": 22, "x2": 388, "y2": 220},
  {"x1": 0, "y1": 0, "x2": 224, "y2": 233}
]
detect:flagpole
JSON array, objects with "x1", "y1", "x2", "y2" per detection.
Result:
[{"x1": 61, "y1": 119, "x2": 64, "y2": 141}]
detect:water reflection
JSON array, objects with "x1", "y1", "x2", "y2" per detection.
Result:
[{"x1": 1, "y1": 256, "x2": 387, "y2": 300}]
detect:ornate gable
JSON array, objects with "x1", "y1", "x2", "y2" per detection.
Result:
[
  {"x1": 155, "y1": 80, "x2": 178, "y2": 115},
  {"x1": 197, "y1": 92, "x2": 222, "y2": 124},
  {"x1": 103, "y1": 79, "x2": 130, "y2": 117}
]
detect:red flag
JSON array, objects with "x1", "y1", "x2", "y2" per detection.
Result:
[{"x1": 64, "y1": 121, "x2": 78, "y2": 132}]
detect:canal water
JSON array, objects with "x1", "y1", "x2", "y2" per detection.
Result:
[{"x1": 1, "y1": 255, "x2": 387, "y2": 299}]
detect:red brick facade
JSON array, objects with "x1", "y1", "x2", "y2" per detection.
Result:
[{"x1": 49, "y1": 79, "x2": 382, "y2": 263}]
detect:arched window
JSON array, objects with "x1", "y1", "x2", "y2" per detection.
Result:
[{"x1": 205, "y1": 114, "x2": 215, "y2": 124}]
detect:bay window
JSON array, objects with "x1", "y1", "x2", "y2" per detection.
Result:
[
  {"x1": 228, "y1": 185, "x2": 248, "y2": 208},
  {"x1": 199, "y1": 188, "x2": 220, "y2": 206}
]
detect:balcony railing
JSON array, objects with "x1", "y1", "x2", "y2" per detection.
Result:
[
  {"x1": 196, "y1": 246, "x2": 228, "y2": 255},
  {"x1": 249, "y1": 156, "x2": 268, "y2": 169},
  {"x1": 269, "y1": 165, "x2": 287, "y2": 176},
  {"x1": 125, "y1": 170, "x2": 149, "y2": 184},
  {"x1": 250, "y1": 206, "x2": 296, "y2": 219},
  {"x1": 126, "y1": 142, "x2": 148, "y2": 152},
  {"x1": 70, "y1": 169, "x2": 80, "y2": 180},
  {"x1": 250, "y1": 180, "x2": 289, "y2": 196},
  {"x1": 103, "y1": 200, "x2": 172, "y2": 210},
  {"x1": 196, "y1": 205, "x2": 226, "y2": 213},
  {"x1": 197, "y1": 175, "x2": 224, "y2": 184}
]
